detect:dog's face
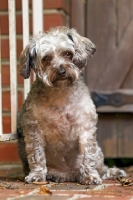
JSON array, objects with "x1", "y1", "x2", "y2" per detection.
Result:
[{"x1": 20, "y1": 27, "x2": 96, "y2": 87}]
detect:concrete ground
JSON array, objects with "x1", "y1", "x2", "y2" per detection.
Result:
[{"x1": 0, "y1": 164, "x2": 133, "y2": 200}]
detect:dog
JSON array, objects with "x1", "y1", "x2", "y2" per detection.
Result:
[{"x1": 17, "y1": 26, "x2": 126, "y2": 184}]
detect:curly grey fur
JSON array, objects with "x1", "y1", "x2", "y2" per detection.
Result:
[{"x1": 18, "y1": 26, "x2": 126, "y2": 184}]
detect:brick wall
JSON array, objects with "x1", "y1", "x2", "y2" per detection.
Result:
[{"x1": 0, "y1": 0, "x2": 70, "y2": 163}]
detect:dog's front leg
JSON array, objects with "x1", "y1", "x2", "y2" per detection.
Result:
[
  {"x1": 78, "y1": 131, "x2": 102, "y2": 185},
  {"x1": 24, "y1": 129, "x2": 47, "y2": 183}
]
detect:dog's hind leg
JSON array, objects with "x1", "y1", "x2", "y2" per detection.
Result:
[
  {"x1": 101, "y1": 167, "x2": 126, "y2": 180},
  {"x1": 17, "y1": 128, "x2": 30, "y2": 176},
  {"x1": 95, "y1": 146, "x2": 126, "y2": 180}
]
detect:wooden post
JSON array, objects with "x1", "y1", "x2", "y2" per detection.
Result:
[
  {"x1": 22, "y1": 0, "x2": 31, "y2": 99},
  {"x1": 0, "y1": 0, "x2": 18, "y2": 141},
  {"x1": 32, "y1": 0, "x2": 44, "y2": 35},
  {"x1": 8, "y1": 0, "x2": 17, "y2": 135}
]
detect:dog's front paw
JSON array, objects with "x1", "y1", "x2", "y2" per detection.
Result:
[
  {"x1": 79, "y1": 175, "x2": 102, "y2": 185},
  {"x1": 25, "y1": 171, "x2": 46, "y2": 183}
]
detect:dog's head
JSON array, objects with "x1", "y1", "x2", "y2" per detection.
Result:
[{"x1": 19, "y1": 26, "x2": 96, "y2": 87}]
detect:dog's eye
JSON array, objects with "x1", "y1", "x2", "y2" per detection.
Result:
[
  {"x1": 42, "y1": 56, "x2": 51, "y2": 63},
  {"x1": 64, "y1": 52, "x2": 73, "y2": 60}
]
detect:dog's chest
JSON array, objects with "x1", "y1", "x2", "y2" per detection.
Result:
[
  {"x1": 32, "y1": 82, "x2": 95, "y2": 142},
  {"x1": 39, "y1": 87, "x2": 86, "y2": 140},
  {"x1": 41, "y1": 98, "x2": 79, "y2": 139}
]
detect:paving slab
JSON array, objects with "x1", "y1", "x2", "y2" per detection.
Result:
[{"x1": 0, "y1": 164, "x2": 133, "y2": 200}]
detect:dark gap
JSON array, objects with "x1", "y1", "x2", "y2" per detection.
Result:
[{"x1": 105, "y1": 158, "x2": 133, "y2": 168}]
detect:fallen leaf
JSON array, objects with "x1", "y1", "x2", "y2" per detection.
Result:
[
  {"x1": 0, "y1": 186, "x2": 5, "y2": 189},
  {"x1": 0, "y1": 183, "x2": 11, "y2": 189},
  {"x1": 40, "y1": 185, "x2": 52, "y2": 195},
  {"x1": 117, "y1": 177, "x2": 133, "y2": 187}
]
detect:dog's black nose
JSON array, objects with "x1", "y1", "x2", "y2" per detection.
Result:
[{"x1": 57, "y1": 68, "x2": 66, "y2": 76}]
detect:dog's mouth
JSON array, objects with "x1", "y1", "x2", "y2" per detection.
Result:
[
  {"x1": 52, "y1": 76, "x2": 73, "y2": 87},
  {"x1": 49, "y1": 67, "x2": 73, "y2": 86},
  {"x1": 42, "y1": 66, "x2": 79, "y2": 88}
]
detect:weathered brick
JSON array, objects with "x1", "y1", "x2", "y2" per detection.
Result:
[
  {"x1": 0, "y1": 142, "x2": 20, "y2": 162},
  {"x1": 2, "y1": 91, "x2": 23, "y2": 112},
  {"x1": 0, "y1": 14, "x2": 22, "y2": 35},
  {"x1": 2, "y1": 65, "x2": 10, "y2": 85},
  {"x1": 1, "y1": 6, "x2": 69, "y2": 35},
  {"x1": 44, "y1": 0, "x2": 70, "y2": 14},
  {"x1": 44, "y1": 13, "x2": 69, "y2": 31},
  {"x1": 29, "y1": 0, "x2": 70, "y2": 14},
  {"x1": 1, "y1": 39, "x2": 22, "y2": 59},
  {"x1": 2, "y1": 91, "x2": 11, "y2": 112},
  {"x1": 2, "y1": 65, "x2": 24, "y2": 85},
  {"x1": 0, "y1": 0, "x2": 21, "y2": 11},
  {"x1": 2, "y1": 116, "x2": 11, "y2": 133}
]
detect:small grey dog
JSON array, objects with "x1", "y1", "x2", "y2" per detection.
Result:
[{"x1": 18, "y1": 26, "x2": 126, "y2": 184}]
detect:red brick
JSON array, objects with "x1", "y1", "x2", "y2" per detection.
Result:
[
  {"x1": 2, "y1": 65, "x2": 24, "y2": 86},
  {"x1": 16, "y1": 0, "x2": 22, "y2": 10},
  {"x1": 2, "y1": 116, "x2": 11, "y2": 133},
  {"x1": 0, "y1": 14, "x2": 32, "y2": 35},
  {"x1": 2, "y1": 65, "x2": 10, "y2": 85},
  {"x1": 0, "y1": 0, "x2": 22, "y2": 11},
  {"x1": 1, "y1": 39, "x2": 22, "y2": 59},
  {"x1": 0, "y1": 15, "x2": 9, "y2": 34},
  {"x1": 44, "y1": 13, "x2": 68, "y2": 31},
  {"x1": 16, "y1": 15, "x2": 23, "y2": 34},
  {"x1": 2, "y1": 91, "x2": 11, "y2": 112},
  {"x1": 1, "y1": 10, "x2": 69, "y2": 35},
  {"x1": 44, "y1": 0, "x2": 70, "y2": 13},
  {"x1": 2, "y1": 91, "x2": 23, "y2": 112},
  {"x1": 1, "y1": 39, "x2": 9, "y2": 59},
  {"x1": 0, "y1": 0, "x2": 9, "y2": 11},
  {"x1": 2, "y1": 64, "x2": 35, "y2": 86},
  {"x1": 0, "y1": 142, "x2": 20, "y2": 162},
  {"x1": 0, "y1": 14, "x2": 22, "y2": 35},
  {"x1": 29, "y1": 0, "x2": 70, "y2": 14}
]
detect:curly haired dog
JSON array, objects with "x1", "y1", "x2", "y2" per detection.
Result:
[{"x1": 17, "y1": 26, "x2": 126, "y2": 184}]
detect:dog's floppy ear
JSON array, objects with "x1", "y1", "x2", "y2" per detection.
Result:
[
  {"x1": 67, "y1": 29, "x2": 96, "y2": 68},
  {"x1": 19, "y1": 43, "x2": 36, "y2": 79}
]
